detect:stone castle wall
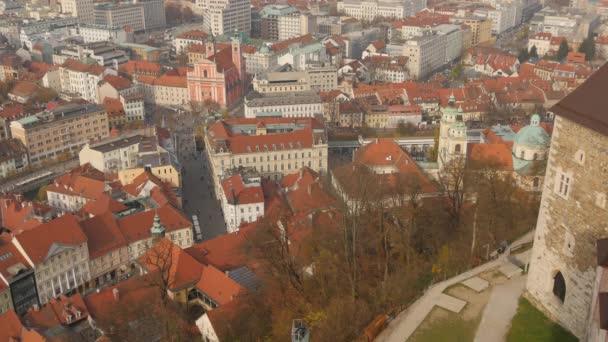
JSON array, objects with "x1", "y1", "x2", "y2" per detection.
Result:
[{"x1": 525, "y1": 115, "x2": 608, "y2": 339}]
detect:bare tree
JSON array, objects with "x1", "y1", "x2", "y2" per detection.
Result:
[
  {"x1": 438, "y1": 156, "x2": 468, "y2": 229},
  {"x1": 140, "y1": 238, "x2": 175, "y2": 305}
]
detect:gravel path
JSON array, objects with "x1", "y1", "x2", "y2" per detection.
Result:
[{"x1": 473, "y1": 274, "x2": 527, "y2": 342}]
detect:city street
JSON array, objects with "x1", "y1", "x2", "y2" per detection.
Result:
[{"x1": 180, "y1": 152, "x2": 227, "y2": 241}]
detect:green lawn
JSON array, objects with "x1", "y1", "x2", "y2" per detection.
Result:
[
  {"x1": 408, "y1": 308, "x2": 480, "y2": 342},
  {"x1": 506, "y1": 297, "x2": 578, "y2": 342}
]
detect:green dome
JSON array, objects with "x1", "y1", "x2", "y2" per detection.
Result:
[
  {"x1": 513, "y1": 114, "x2": 550, "y2": 148},
  {"x1": 260, "y1": 46, "x2": 270, "y2": 54}
]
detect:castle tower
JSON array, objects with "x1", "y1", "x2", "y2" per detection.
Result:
[
  {"x1": 438, "y1": 94, "x2": 467, "y2": 171},
  {"x1": 150, "y1": 212, "x2": 166, "y2": 243},
  {"x1": 525, "y1": 64, "x2": 608, "y2": 340}
]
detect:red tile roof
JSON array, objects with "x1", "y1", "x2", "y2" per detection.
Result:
[
  {"x1": 9, "y1": 81, "x2": 38, "y2": 98},
  {"x1": 0, "y1": 104, "x2": 24, "y2": 119},
  {"x1": 221, "y1": 174, "x2": 264, "y2": 205},
  {"x1": 102, "y1": 97, "x2": 126, "y2": 119},
  {"x1": 185, "y1": 224, "x2": 255, "y2": 271},
  {"x1": 14, "y1": 214, "x2": 87, "y2": 265},
  {"x1": 137, "y1": 74, "x2": 187, "y2": 88},
  {"x1": 118, "y1": 206, "x2": 191, "y2": 243},
  {"x1": 195, "y1": 263, "x2": 245, "y2": 305},
  {"x1": 80, "y1": 212, "x2": 127, "y2": 260},
  {"x1": 47, "y1": 164, "x2": 108, "y2": 201},
  {"x1": 23, "y1": 294, "x2": 88, "y2": 330},
  {"x1": 103, "y1": 74, "x2": 132, "y2": 90},
  {"x1": 61, "y1": 59, "x2": 105, "y2": 75},
  {"x1": 468, "y1": 143, "x2": 514, "y2": 170},
  {"x1": 0, "y1": 310, "x2": 25, "y2": 341},
  {"x1": 175, "y1": 30, "x2": 209, "y2": 40},
  {"x1": 138, "y1": 238, "x2": 204, "y2": 290},
  {"x1": 270, "y1": 34, "x2": 314, "y2": 52},
  {"x1": 84, "y1": 273, "x2": 160, "y2": 325},
  {"x1": 119, "y1": 60, "x2": 162, "y2": 76},
  {"x1": 333, "y1": 138, "x2": 436, "y2": 195},
  {"x1": 206, "y1": 117, "x2": 325, "y2": 155},
  {"x1": 0, "y1": 195, "x2": 48, "y2": 233}
]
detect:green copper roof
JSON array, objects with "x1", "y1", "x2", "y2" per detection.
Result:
[
  {"x1": 150, "y1": 213, "x2": 166, "y2": 235},
  {"x1": 513, "y1": 114, "x2": 550, "y2": 148}
]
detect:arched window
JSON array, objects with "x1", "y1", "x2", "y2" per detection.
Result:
[
  {"x1": 203, "y1": 70, "x2": 207, "y2": 78},
  {"x1": 533, "y1": 153, "x2": 538, "y2": 160},
  {"x1": 454, "y1": 144, "x2": 461, "y2": 154},
  {"x1": 520, "y1": 150, "x2": 525, "y2": 159},
  {"x1": 553, "y1": 271, "x2": 566, "y2": 302},
  {"x1": 533, "y1": 177, "x2": 540, "y2": 188}
]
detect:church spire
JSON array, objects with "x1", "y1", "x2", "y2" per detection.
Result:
[{"x1": 150, "y1": 211, "x2": 166, "y2": 241}]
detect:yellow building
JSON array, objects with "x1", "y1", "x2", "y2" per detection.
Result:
[
  {"x1": 119, "y1": 164, "x2": 181, "y2": 188},
  {"x1": 464, "y1": 17, "x2": 492, "y2": 46}
]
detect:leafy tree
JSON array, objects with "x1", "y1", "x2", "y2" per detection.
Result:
[
  {"x1": 182, "y1": 7, "x2": 194, "y2": 22},
  {"x1": 396, "y1": 121, "x2": 416, "y2": 136},
  {"x1": 529, "y1": 45, "x2": 539, "y2": 59},
  {"x1": 450, "y1": 63, "x2": 462, "y2": 80},
  {"x1": 517, "y1": 48, "x2": 529, "y2": 63},
  {"x1": 578, "y1": 34, "x2": 596, "y2": 61},
  {"x1": 32, "y1": 87, "x2": 57, "y2": 104},
  {"x1": 37, "y1": 185, "x2": 48, "y2": 202},
  {"x1": 556, "y1": 39, "x2": 569, "y2": 61}
]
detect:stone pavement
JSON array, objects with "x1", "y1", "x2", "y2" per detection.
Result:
[
  {"x1": 375, "y1": 231, "x2": 535, "y2": 342},
  {"x1": 462, "y1": 277, "x2": 489, "y2": 293},
  {"x1": 436, "y1": 294, "x2": 467, "y2": 313},
  {"x1": 473, "y1": 274, "x2": 527, "y2": 342}
]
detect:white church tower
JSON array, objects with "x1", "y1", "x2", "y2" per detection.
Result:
[{"x1": 438, "y1": 94, "x2": 468, "y2": 172}]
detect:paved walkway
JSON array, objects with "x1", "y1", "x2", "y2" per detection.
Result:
[
  {"x1": 375, "y1": 231, "x2": 535, "y2": 342},
  {"x1": 473, "y1": 274, "x2": 527, "y2": 342}
]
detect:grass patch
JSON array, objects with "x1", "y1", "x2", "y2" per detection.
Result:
[
  {"x1": 409, "y1": 307, "x2": 481, "y2": 342},
  {"x1": 506, "y1": 297, "x2": 578, "y2": 342}
]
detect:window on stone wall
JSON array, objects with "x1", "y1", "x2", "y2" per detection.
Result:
[
  {"x1": 554, "y1": 171, "x2": 571, "y2": 199},
  {"x1": 575, "y1": 150, "x2": 585, "y2": 165},
  {"x1": 533, "y1": 177, "x2": 540, "y2": 188},
  {"x1": 553, "y1": 271, "x2": 566, "y2": 302}
]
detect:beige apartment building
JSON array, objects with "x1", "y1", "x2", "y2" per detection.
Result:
[
  {"x1": 136, "y1": 75, "x2": 189, "y2": 107},
  {"x1": 253, "y1": 66, "x2": 338, "y2": 94},
  {"x1": 463, "y1": 17, "x2": 492, "y2": 47},
  {"x1": 205, "y1": 117, "x2": 328, "y2": 195},
  {"x1": 10, "y1": 104, "x2": 109, "y2": 165}
]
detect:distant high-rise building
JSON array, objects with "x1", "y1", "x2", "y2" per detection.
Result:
[
  {"x1": 60, "y1": 0, "x2": 95, "y2": 24},
  {"x1": 139, "y1": 0, "x2": 166, "y2": 30},
  {"x1": 197, "y1": 0, "x2": 251, "y2": 36}
]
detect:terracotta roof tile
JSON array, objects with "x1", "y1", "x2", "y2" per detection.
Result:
[
  {"x1": 23, "y1": 294, "x2": 88, "y2": 330},
  {"x1": 0, "y1": 310, "x2": 24, "y2": 341},
  {"x1": 61, "y1": 59, "x2": 105, "y2": 76},
  {"x1": 195, "y1": 263, "x2": 245, "y2": 305},
  {"x1": 221, "y1": 174, "x2": 264, "y2": 205},
  {"x1": 118, "y1": 206, "x2": 191, "y2": 243},
  {"x1": 103, "y1": 75, "x2": 132, "y2": 90},
  {"x1": 14, "y1": 214, "x2": 87, "y2": 265},
  {"x1": 468, "y1": 143, "x2": 514, "y2": 170},
  {"x1": 9, "y1": 81, "x2": 38, "y2": 97},
  {"x1": 270, "y1": 34, "x2": 314, "y2": 52},
  {"x1": 80, "y1": 212, "x2": 127, "y2": 259},
  {"x1": 139, "y1": 238, "x2": 203, "y2": 289},
  {"x1": 185, "y1": 224, "x2": 255, "y2": 271}
]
